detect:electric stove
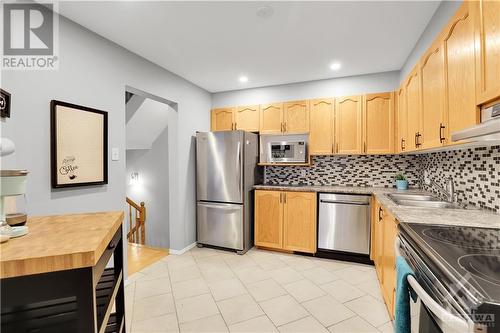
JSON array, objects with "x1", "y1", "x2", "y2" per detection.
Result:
[{"x1": 399, "y1": 222, "x2": 500, "y2": 332}]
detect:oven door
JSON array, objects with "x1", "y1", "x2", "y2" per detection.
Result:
[{"x1": 396, "y1": 236, "x2": 473, "y2": 333}]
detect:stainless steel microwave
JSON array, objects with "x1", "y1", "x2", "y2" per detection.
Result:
[{"x1": 260, "y1": 134, "x2": 308, "y2": 163}]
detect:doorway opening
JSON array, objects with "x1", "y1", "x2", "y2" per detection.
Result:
[{"x1": 124, "y1": 86, "x2": 177, "y2": 275}]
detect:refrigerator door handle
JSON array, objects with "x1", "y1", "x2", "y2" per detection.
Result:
[
  {"x1": 236, "y1": 141, "x2": 242, "y2": 197},
  {"x1": 197, "y1": 202, "x2": 240, "y2": 210}
]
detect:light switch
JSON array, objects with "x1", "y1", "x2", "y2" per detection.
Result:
[{"x1": 112, "y1": 148, "x2": 119, "y2": 161}]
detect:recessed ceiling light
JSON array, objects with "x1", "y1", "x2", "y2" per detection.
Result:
[
  {"x1": 330, "y1": 62, "x2": 341, "y2": 71},
  {"x1": 256, "y1": 5, "x2": 274, "y2": 19},
  {"x1": 239, "y1": 76, "x2": 248, "y2": 83}
]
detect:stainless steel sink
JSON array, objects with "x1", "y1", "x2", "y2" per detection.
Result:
[
  {"x1": 394, "y1": 199, "x2": 458, "y2": 209},
  {"x1": 387, "y1": 193, "x2": 461, "y2": 209},
  {"x1": 388, "y1": 193, "x2": 438, "y2": 202}
]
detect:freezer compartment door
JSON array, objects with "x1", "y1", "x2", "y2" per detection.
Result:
[
  {"x1": 197, "y1": 202, "x2": 244, "y2": 250},
  {"x1": 196, "y1": 131, "x2": 243, "y2": 203},
  {"x1": 318, "y1": 200, "x2": 371, "y2": 254}
]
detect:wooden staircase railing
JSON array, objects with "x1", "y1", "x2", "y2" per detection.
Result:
[{"x1": 126, "y1": 197, "x2": 146, "y2": 245}]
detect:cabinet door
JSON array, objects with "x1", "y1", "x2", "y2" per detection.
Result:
[
  {"x1": 235, "y1": 105, "x2": 260, "y2": 132},
  {"x1": 260, "y1": 103, "x2": 283, "y2": 133},
  {"x1": 382, "y1": 214, "x2": 397, "y2": 320},
  {"x1": 363, "y1": 92, "x2": 394, "y2": 154},
  {"x1": 335, "y1": 96, "x2": 363, "y2": 154},
  {"x1": 445, "y1": 3, "x2": 479, "y2": 138},
  {"x1": 309, "y1": 98, "x2": 334, "y2": 155},
  {"x1": 283, "y1": 191, "x2": 316, "y2": 253},
  {"x1": 211, "y1": 108, "x2": 234, "y2": 131},
  {"x1": 255, "y1": 190, "x2": 283, "y2": 249},
  {"x1": 405, "y1": 68, "x2": 421, "y2": 150},
  {"x1": 420, "y1": 41, "x2": 446, "y2": 149},
  {"x1": 374, "y1": 203, "x2": 385, "y2": 283},
  {"x1": 284, "y1": 100, "x2": 309, "y2": 133},
  {"x1": 397, "y1": 87, "x2": 408, "y2": 153},
  {"x1": 475, "y1": 0, "x2": 500, "y2": 105}
]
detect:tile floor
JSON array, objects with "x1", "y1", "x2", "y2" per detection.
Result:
[{"x1": 124, "y1": 246, "x2": 413, "y2": 333}]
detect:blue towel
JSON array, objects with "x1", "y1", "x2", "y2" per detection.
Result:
[{"x1": 395, "y1": 256, "x2": 417, "y2": 333}]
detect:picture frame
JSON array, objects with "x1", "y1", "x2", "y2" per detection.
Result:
[
  {"x1": 50, "y1": 100, "x2": 108, "y2": 188},
  {"x1": 0, "y1": 89, "x2": 11, "y2": 118}
]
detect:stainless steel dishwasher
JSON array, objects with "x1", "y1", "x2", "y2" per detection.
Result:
[{"x1": 318, "y1": 193, "x2": 371, "y2": 256}]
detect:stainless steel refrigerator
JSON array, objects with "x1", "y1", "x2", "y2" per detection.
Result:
[{"x1": 196, "y1": 131, "x2": 261, "y2": 254}]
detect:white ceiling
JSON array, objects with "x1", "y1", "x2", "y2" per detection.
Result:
[{"x1": 58, "y1": 1, "x2": 441, "y2": 93}]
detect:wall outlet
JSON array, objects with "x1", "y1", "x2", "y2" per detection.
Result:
[{"x1": 112, "y1": 148, "x2": 119, "y2": 161}]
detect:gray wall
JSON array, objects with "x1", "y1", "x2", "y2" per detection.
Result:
[
  {"x1": 1, "y1": 15, "x2": 211, "y2": 252},
  {"x1": 212, "y1": 71, "x2": 400, "y2": 108},
  {"x1": 126, "y1": 128, "x2": 170, "y2": 249},
  {"x1": 399, "y1": 0, "x2": 462, "y2": 83}
]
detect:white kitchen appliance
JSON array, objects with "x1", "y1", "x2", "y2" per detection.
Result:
[{"x1": 259, "y1": 134, "x2": 308, "y2": 164}]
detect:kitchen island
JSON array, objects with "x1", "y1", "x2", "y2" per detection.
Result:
[{"x1": 0, "y1": 211, "x2": 125, "y2": 333}]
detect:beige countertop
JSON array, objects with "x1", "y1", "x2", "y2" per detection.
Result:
[
  {"x1": 253, "y1": 184, "x2": 500, "y2": 229},
  {"x1": 0, "y1": 211, "x2": 124, "y2": 279}
]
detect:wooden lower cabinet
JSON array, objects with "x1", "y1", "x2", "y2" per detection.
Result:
[
  {"x1": 372, "y1": 198, "x2": 398, "y2": 319},
  {"x1": 254, "y1": 190, "x2": 283, "y2": 249},
  {"x1": 254, "y1": 190, "x2": 316, "y2": 254},
  {"x1": 283, "y1": 191, "x2": 317, "y2": 252}
]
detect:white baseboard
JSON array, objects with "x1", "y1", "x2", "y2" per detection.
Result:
[{"x1": 169, "y1": 242, "x2": 197, "y2": 255}]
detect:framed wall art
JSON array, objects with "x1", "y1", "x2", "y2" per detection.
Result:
[
  {"x1": 51, "y1": 100, "x2": 108, "y2": 188},
  {"x1": 0, "y1": 89, "x2": 11, "y2": 118}
]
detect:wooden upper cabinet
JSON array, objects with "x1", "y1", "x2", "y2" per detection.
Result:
[
  {"x1": 420, "y1": 41, "x2": 446, "y2": 149},
  {"x1": 445, "y1": 2, "x2": 479, "y2": 140},
  {"x1": 235, "y1": 105, "x2": 260, "y2": 132},
  {"x1": 397, "y1": 87, "x2": 408, "y2": 153},
  {"x1": 283, "y1": 100, "x2": 310, "y2": 133},
  {"x1": 211, "y1": 108, "x2": 235, "y2": 131},
  {"x1": 405, "y1": 68, "x2": 422, "y2": 151},
  {"x1": 254, "y1": 190, "x2": 283, "y2": 249},
  {"x1": 335, "y1": 96, "x2": 363, "y2": 154},
  {"x1": 283, "y1": 191, "x2": 316, "y2": 253},
  {"x1": 260, "y1": 103, "x2": 283, "y2": 133},
  {"x1": 309, "y1": 98, "x2": 334, "y2": 155},
  {"x1": 363, "y1": 92, "x2": 394, "y2": 154},
  {"x1": 474, "y1": 0, "x2": 500, "y2": 105}
]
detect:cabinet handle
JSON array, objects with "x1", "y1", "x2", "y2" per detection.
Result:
[
  {"x1": 284, "y1": 193, "x2": 287, "y2": 204},
  {"x1": 279, "y1": 193, "x2": 282, "y2": 203},
  {"x1": 336, "y1": 143, "x2": 339, "y2": 154},
  {"x1": 284, "y1": 122, "x2": 287, "y2": 132},
  {"x1": 378, "y1": 206, "x2": 383, "y2": 222},
  {"x1": 234, "y1": 122, "x2": 237, "y2": 130},
  {"x1": 364, "y1": 142, "x2": 367, "y2": 154},
  {"x1": 439, "y1": 123, "x2": 445, "y2": 143},
  {"x1": 415, "y1": 132, "x2": 422, "y2": 148},
  {"x1": 401, "y1": 139, "x2": 406, "y2": 151},
  {"x1": 281, "y1": 123, "x2": 284, "y2": 132}
]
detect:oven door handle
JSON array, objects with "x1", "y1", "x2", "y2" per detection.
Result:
[{"x1": 395, "y1": 237, "x2": 473, "y2": 333}]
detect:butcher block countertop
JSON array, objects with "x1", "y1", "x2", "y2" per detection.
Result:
[{"x1": 0, "y1": 211, "x2": 123, "y2": 279}]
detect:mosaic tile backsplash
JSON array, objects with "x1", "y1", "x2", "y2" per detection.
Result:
[
  {"x1": 264, "y1": 145, "x2": 500, "y2": 212},
  {"x1": 419, "y1": 145, "x2": 499, "y2": 212}
]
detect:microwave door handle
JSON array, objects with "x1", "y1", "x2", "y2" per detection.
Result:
[{"x1": 395, "y1": 238, "x2": 472, "y2": 333}]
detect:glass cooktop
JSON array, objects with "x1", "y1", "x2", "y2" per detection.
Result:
[{"x1": 399, "y1": 223, "x2": 500, "y2": 306}]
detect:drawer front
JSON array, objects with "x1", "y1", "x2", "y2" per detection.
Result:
[{"x1": 197, "y1": 202, "x2": 244, "y2": 250}]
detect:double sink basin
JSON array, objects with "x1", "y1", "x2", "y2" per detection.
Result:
[{"x1": 387, "y1": 193, "x2": 460, "y2": 209}]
